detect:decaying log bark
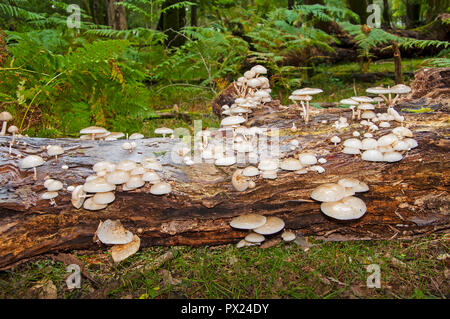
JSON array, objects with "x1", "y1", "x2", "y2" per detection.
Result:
[{"x1": 0, "y1": 104, "x2": 449, "y2": 269}]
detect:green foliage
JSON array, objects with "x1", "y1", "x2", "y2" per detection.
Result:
[
  {"x1": 1, "y1": 29, "x2": 155, "y2": 137},
  {"x1": 154, "y1": 26, "x2": 249, "y2": 93}
]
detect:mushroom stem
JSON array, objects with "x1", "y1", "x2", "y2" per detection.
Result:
[
  {"x1": 391, "y1": 94, "x2": 400, "y2": 106},
  {"x1": 55, "y1": 155, "x2": 58, "y2": 162},
  {"x1": 306, "y1": 101, "x2": 310, "y2": 123},
  {"x1": 300, "y1": 101, "x2": 307, "y2": 122},
  {"x1": 33, "y1": 167, "x2": 37, "y2": 181},
  {"x1": 0, "y1": 121, "x2": 6, "y2": 136}
]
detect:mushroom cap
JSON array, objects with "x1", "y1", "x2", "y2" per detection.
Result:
[
  {"x1": 343, "y1": 138, "x2": 363, "y2": 149},
  {"x1": 366, "y1": 86, "x2": 391, "y2": 95},
  {"x1": 383, "y1": 151, "x2": 403, "y2": 162},
  {"x1": 258, "y1": 158, "x2": 278, "y2": 171},
  {"x1": 93, "y1": 161, "x2": 116, "y2": 173},
  {"x1": 125, "y1": 175, "x2": 145, "y2": 190},
  {"x1": 337, "y1": 178, "x2": 369, "y2": 193},
  {"x1": 0, "y1": 111, "x2": 12, "y2": 121},
  {"x1": 142, "y1": 171, "x2": 160, "y2": 183},
  {"x1": 105, "y1": 132, "x2": 125, "y2": 140},
  {"x1": 215, "y1": 156, "x2": 236, "y2": 166},
  {"x1": 351, "y1": 96, "x2": 373, "y2": 103},
  {"x1": 330, "y1": 136, "x2": 341, "y2": 144},
  {"x1": 358, "y1": 103, "x2": 375, "y2": 111},
  {"x1": 379, "y1": 121, "x2": 391, "y2": 128},
  {"x1": 232, "y1": 169, "x2": 250, "y2": 192},
  {"x1": 71, "y1": 185, "x2": 86, "y2": 209},
  {"x1": 244, "y1": 70, "x2": 256, "y2": 79},
  {"x1": 311, "y1": 183, "x2": 346, "y2": 202},
  {"x1": 393, "y1": 140, "x2": 411, "y2": 151},
  {"x1": 392, "y1": 126, "x2": 413, "y2": 138},
  {"x1": 105, "y1": 170, "x2": 131, "y2": 185},
  {"x1": 220, "y1": 116, "x2": 246, "y2": 127},
  {"x1": 154, "y1": 127, "x2": 174, "y2": 135},
  {"x1": 361, "y1": 149, "x2": 384, "y2": 162},
  {"x1": 361, "y1": 138, "x2": 378, "y2": 150},
  {"x1": 390, "y1": 84, "x2": 411, "y2": 94},
  {"x1": 129, "y1": 133, "x2": 144, "y2": 140},
  {"x1": 45, "y1": 180, "x2": 63, "y2": 192},
  {"x1": 251, "y1": 65, "x2": 268, "y2": 74},
  {"x1": 378, "y1": 133, "x2": 398, "y2": 147},
  {"x1": 342, "y1": 147, "x2": 361, "y2": 155},
  {"x1": 116, "y1": 160, "x2": 137, "y2": 171},
  {"x1": 281, "y1": 231, "x2": 296, "y2": 242},
  {"x1": 96, "y1": 220, "x2": 134, "y2": 245},
  {"x1": 150, "y1": 182, "x2": 172, "y2": 195},
  {"x1": 404, "y1": 138, "x2": 418, "y2": 149},
  {"x1": 93, "y1": 192, "x2": 116, "y2": 205},
  {"x1": 83, "y1": 177, "x2": 116, "y2": 193},
  {"x1": 245, "y1": 232, "x2": 265, "y2": 243},
  {"x1": 20, "y1": 155, "x2": 45, "y2": 169},
  {"x1": 41, "y1": 191, "x2": 59, "y2": 200},
  {"x1": 289, "y1": 95, "x2": 312, "y2": 101},
  {"x1": 361, "y1": 110, "x2": 376, "y2": 119},
  {"x1": 242, "y1": 166, "x2": 260, "y2": 177},
  {"x1": 130, "y1": 165, "x2": 146, "y2": 176},
  {"x1": 280, "y1": 158, "x2": 303, "y2": 171},
  {"x1": 230, "y1": 214, "x2": 267, "y2": 230},
  {"x1": 298, "y1": 153, "x2": 317, "y2": 166},
  {"x1": 80, "y1": 126, "x2": 108, "y2": 135},
  {"x1": 7, "y1": 125, "x2": 18, "y2": 134},
  {"x1": 292, "y1": 88, "x2": 323, "y2": 96},
  {"x1": 253, "y1": 216, "x2": 285, "y2": 235},
  {"x1": 110, "y1": 235, "x2": 141, "y2": 263},
  {"x1": 320, "y1": 196, "x2": 367, "y2": 220},
  {"x1": 261, "y1": 170, "x2": 277, "y2": 179},
  {"x1": 83, "y1": 197, "x2": 108, "y2": 211},
  {"x1": 340, "y1": 99, "x2": 359, "y2": 106},
  {"x1": 46, "y1": 145, "x2": 64, "y2": 156}
]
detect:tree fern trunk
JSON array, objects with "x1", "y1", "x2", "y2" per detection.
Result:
[
  {"x1": 393, "y1": 42, "x2": 403, "y2": 84},
  {"x1": 107, "y1": 0, "x2": 127, "y2": 31},
  {"x1": 347, "y1": 0, "x2": 370, "y2": 24},
  {"x1": 157, "y1": 0, "x2": 187, "y2": 47}
]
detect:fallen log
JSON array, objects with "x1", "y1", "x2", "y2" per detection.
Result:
[{"x1": 0, "y1": 105, "x2": 449, "y2": 270}]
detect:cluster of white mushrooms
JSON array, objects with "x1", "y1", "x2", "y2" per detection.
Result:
[
  {"x1": 229, "y1": 213, "x2": 296, "y2": 247},
  {"x1": 70, "y1": 158, "x2": 172, "y2": 211},
  {"x1": 339, "y1": 126, "x2": 418, "y2": 162},
  {"x1": 310, "y1": 178, "x2": 369, "y2": 220},
  {"x1": 94, "y1": 219, "x2": 141, "y2": 263},
  {"x1": 223, "y1": 65, "x2": 272, "y2": 118}
]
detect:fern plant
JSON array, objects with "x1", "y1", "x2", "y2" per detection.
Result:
[
  {"x1": 0, "y1": 29, "x2": 155, "y2": 137},
  {"x1": 340, "y1": 22, "x2": 450, "y2": 72}
]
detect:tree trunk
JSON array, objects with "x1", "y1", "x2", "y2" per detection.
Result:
[
  {"x1": 107, "y1": 0, "x2": 127, "y2": 30},
  {"x1": 90, "y1": 0, "x2": 108, "y2": 26},
  {"x1": 405, "y1": 0, "x2": 422, "y2": 29},
  {"x1": 347, "y1": 0, "x2": 370, "y2": 24},
  {"x1": 1, "y1": 92, "x2": 449, "y2": 269},
  {"x1": 382, "y1": 0, "x2": 392, "y2": 28},
  {"x1": 190, "y1": 1, "x2": 198, "y2": 27},
  {"x1": 157, "y1": 0, "x2": 187, "y2": 47},
  {"x1": 288, "y1": 0, "x2": 296, "y2": 10},
  {"x1": 393, "y1": 42, "x2": 403, "y2": 84}
]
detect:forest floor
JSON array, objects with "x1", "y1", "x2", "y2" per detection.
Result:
[
  {"x1": 1, "y1": 57, "x2": 448, "y2": 299},
  {"x1": 0, "y1": 234, "x2": 448, "y2": 299}
]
